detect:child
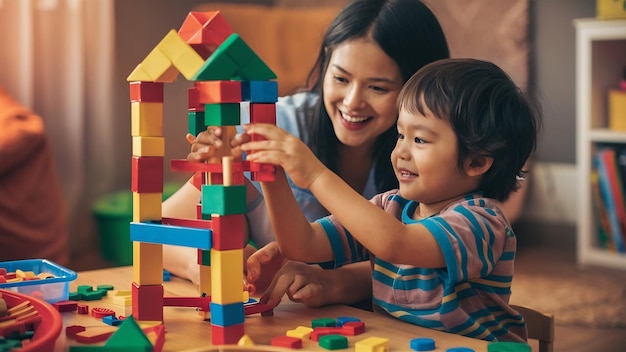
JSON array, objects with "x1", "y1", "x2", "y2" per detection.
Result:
[{"x1": 240, "y1": 58, "x2": 540, "y2": 342}]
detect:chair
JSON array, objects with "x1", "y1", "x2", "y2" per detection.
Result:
[{"x1": 511, "y1": 304, "x2": 555, "y2": 352}]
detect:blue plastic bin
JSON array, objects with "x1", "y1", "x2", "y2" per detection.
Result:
[{"x1": 0, "y1": 259, "x2": 77, "y2": 303}]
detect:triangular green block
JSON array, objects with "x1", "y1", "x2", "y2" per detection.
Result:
[
  {"x1": 104, "y1": 315, "x2": 152, "y2": 350},
  {"x1": 192, "y1": 33, "x2": 275, "y2": 81}
]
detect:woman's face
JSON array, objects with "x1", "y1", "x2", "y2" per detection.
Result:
[{"x1": 322, "y1": 38, "x2": 404, "y2": 149}]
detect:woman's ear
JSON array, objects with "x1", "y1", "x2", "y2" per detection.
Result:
[{"x1": 464, "y1": 154, "x2": 493, "y2": 177}]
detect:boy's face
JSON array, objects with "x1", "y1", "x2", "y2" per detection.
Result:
[{"x1": 391, "y1": 103, "x2": 477, "y2": 216}]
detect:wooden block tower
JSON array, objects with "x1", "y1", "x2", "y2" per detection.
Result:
[{"x1": 126, "y1": 11, "x2": 277, "y2": 345}]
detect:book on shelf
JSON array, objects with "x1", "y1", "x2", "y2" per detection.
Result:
[
  {"x1": 590, "y1": 169, "x2": 615, "y2": 251},
  {"x1": 594, "y1": 147, "x2": 626, "y2": 253}
]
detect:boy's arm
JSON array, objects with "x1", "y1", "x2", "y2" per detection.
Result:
[
  {"x1": 260, "y1": 168, "x2": 335, "y2": 263},
  {"x1": 241, "y1": 123, "x2": 443, "y2": 267},
  {"x1": 309, "y1": 170, "x2": 444, "y2": 267}
]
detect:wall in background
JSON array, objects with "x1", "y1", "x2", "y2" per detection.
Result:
[{"x1": 112, "y1": 0, "x2": 599, "y2": 225}]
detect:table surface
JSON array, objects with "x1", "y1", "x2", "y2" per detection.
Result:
[{"x1": 62, "y1": 266, "x2": 489, "y2": 351}]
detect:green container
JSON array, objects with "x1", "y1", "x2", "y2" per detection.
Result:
[{"x1": 92, "y1": 182, "x2": 181, "y2": 266}]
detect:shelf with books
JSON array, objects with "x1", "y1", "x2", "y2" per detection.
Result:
[{"x1": 575, "y1": 18, "x2": 626, "y2": 270}]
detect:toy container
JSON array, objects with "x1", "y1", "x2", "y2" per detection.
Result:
[
  {"x1": 0, "y1": 288, "x2": 64, "y2": 351},
  {"x1": 0, "y1": 259, "x2": 77, "y2": 303}
]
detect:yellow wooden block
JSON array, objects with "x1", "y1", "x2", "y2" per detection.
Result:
[
  {"x1": 157, "y1": 30, "x2": 189, "y2": 60},
  {"x1": 286, "y1": 326, "x2": 313, "y2": 339},
  {"x1": 172, "y1": 51, "x2": 205, "y2": 81},
  {"x1": 112, "y1": 295, "x2": 132, "y2": 307},
  {"x1": 132, "y1": 136, "x2": 165, "y2": 157},
  {"x1": 210, "y1": 248, "x2": 243, "y2": 304},
  {"x1": 132, "y1": 192, "x2": 162, "y2": 222},
  {"x1": 242, "y1": 290, "x2": 249, "y2": 303},
  {"x1": 237, "y1": 335, "x2": 256, "y2": 346},
  {"x1": 597, "y1": 0, "x2": 626, "y2": 19},
  {"x1": 133, "y1": 242, "x2": 163, "y2": 285},
  {"x1": 127, "y1": 64, "x2": 154, "y2": 82},
  {"x1": 131, "y1": 102, "x2": 163, "y2": 137},
  {"x1": 157, "y1": 30, "x2": 204, "y2": 79},
  {"x1": 609, "y1": 89, "x2": 626, "y2": 131},
  {"x1": 154, "y1": 64, "x2": 180, "y2": 83},
  {"x1": 355, "y1": 336, "x2": 390, "y2": 352},
  {"x1": 141, "y1": 47, "x2": 177, "y2": 83}
]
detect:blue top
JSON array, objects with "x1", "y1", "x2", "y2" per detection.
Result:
[{"x1": 242, "y1": 92, "x2": 378, "y2": 247}]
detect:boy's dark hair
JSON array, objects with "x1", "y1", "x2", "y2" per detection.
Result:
[
  {"x1": 303, "y1": 0, "x2": 450, "y2": 194},
  {"x1": 399, "y1": 58, "x2": 541, "y2": 202}
]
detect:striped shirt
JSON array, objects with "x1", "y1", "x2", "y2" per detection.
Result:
[{"x1": 316, "y1": 190, "x2": 528, "y2": 342}]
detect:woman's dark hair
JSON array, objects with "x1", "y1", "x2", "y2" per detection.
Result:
[
  {"x1": 399, "y1": 58, "x2": 542, "y2": 201},
  {"x1": 303, "y1": 0, "x2": 449, "y2": 193}
]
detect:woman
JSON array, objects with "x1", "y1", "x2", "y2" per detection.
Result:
[{"x1": 163, "y1": 0, "x2": 450, "y2": 302}]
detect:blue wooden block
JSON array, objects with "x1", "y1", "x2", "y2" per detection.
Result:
[
  {"x1": 130, "y1": 221, "x2": 212, "y2": 250},
  {"x1": 210, "y1": 301, "x2": 244, "y2": 327},
  {"x1": 242, "y1": 81, "x2": 278, "y2": 103}
]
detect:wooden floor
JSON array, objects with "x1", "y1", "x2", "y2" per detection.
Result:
[
  {"x1": 69, "y1": 221, "x2": 626, "y2": 352},
  {"x1": 514, "y1": 221, "x2": 626, "y2": 352}
]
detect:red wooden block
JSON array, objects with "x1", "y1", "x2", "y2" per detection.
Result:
[
  {"x1": 54, "y1": 300, "x2": 78, "y2": 312},
  {"x1": 129, "y1": 81, "x2": 164, "y2": 103},
  {"x1": 65, "y1": 325, "x2": 86, "y2": 338},
  {"x1": 195, "y1": 81, "x2": 242, "y2": 103},
  {"x1": 342, "y1": 321, "x2": 365, "y2": 335},
  {"x1": 211, "y1": 323, "x2": 244, "y2": 345},
  {"x1": 178, "y1": 11, "x2": 234, "y2": 58},
  {"x1": 132, "y1": 282, "x2": 164, "y2": 321},
  {"x1": 250, "y1": 103, "x2": 276, "y2": 124},
  {"x1": 162, "y1": 217, "x2": 212, "y2": 229},
  {"x1": 131, "y1": 156, "x2": 164, "y2": 193},
  {"x1": 77, "y1": 304, "x2": 89, "y2": 314},
  {"x1": 271, "y1": 335, "x2": 302, "y2": 349},
  {"x1": 211, "y1": 214, "x2": 245, "y2": 250},
  {"x1": 188, "y1": 87, "x2": 204, "y2": 111}
]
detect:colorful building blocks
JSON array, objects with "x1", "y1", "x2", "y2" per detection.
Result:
[{"x1": 127, "y1": 9, "x2": 276, "y2": 346}]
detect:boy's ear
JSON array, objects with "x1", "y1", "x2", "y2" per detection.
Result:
[{"x1": 464, "y1": 154, "x2": 493, "y2": 177}]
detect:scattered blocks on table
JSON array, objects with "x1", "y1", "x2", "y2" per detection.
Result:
[
  {"x1": 410, "y1": 337, "x2": 436, "y2": 351},
  {"x1": 312, "y1": 318, "x2": 336, "y2": 328},
  {"x1": 355, "y1": 336, "x2": 390, "y2": 352},
  {"x1": 271, "y1": 335, "x2": 303, "y2": 349},
  {"x1": 318, "y1": 334, "x2": 348, "y2": 350},
  {"x1": 287, "y1": 326, "x2": 314, "y2": 340}
]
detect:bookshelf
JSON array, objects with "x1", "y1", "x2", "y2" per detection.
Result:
[{"x1": 575, "y1": 18, "x2": 626, "y2": 270}]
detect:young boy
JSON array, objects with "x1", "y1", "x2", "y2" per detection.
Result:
[{"x1": 240, "y1": 58, "x2": 540, "y2": 342}]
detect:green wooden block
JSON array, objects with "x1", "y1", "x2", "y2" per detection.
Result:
[
  {"x1": 204, "y1": 103, "x2": 240, "y2": 126},
  {"x1": 312, "y1": 317, "x2": 336, "y2": 328},
  {"x1": 188, "y1": 111, "x2": 205, "y2": 135},
  {"x1": 199, "y1": 249, "x2": 210, "y2": 266},
  {"x1": 104, "y1": 315, "x2": 152, "y2": 350},
  {"x1": 201, "y1": 184, "x2": 246, "y2": 216},
  {"x1": 319, "y1": 334, "x2": 348, "y2": 350},
  {"x1": 239, "y1": 56, "x2": 277, "y2": 81},
  {"x1": 192, "y1": 50, "x2": 238, "y2": 81}
]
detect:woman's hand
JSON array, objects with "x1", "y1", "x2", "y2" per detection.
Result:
[
  {"x1": 240, "y1": 124, "x2": 327, "y2": 189},
  {"x1": 186, "y1": 127, "x2": 250, "y2": 163},
  {"x1": 260, "y1": 261, "x2": 331, "y2": 309},
  {"x1": 246, "y1": 242, "x2": 330, "y2": 308}
]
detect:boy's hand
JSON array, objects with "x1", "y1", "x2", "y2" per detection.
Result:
[
  {"x1": 245, "y1": 242, "x2": 287, "y2": 296},
  {"x1": 240, "y1": 124, "x2": 326, "y2": 189}
]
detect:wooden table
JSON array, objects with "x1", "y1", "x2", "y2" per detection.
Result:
[{"x1": 62, "y1": 266, "x2": 489, "y2": 351}]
